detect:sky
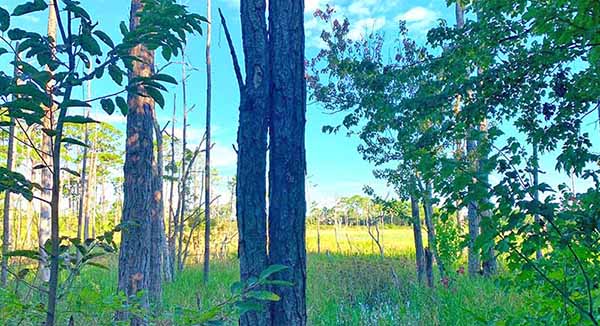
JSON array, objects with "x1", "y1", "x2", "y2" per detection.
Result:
[{"x1": 1, "y1": 0, "x2": 595, "y2": 208}]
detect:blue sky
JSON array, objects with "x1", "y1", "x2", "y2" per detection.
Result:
[{"x1": 2, "y1": 0, "x2": 595, "y2": 207}]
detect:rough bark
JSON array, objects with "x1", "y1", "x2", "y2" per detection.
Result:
[
  {"x1": 268, "y1": 0, "x2": 307, "y2": 324},
  {"x1": 203, "y1": 0, "x2": 212, "y2": 284},
  {"x1": 425, "y1": 248, "x2": 434, "y2": 288},
  {"x1": 410, "y1": 194, "x2": 425, "y2": 284},
  {"x1": 237, "y1": 0, "x2": 270, "y2": 324},
  {"x1": 117, "y1": 1, "x2": 157, "y2": 323}
]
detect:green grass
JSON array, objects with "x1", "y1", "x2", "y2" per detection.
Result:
[{"x1": 2, "y1": 227, "x2": 535, "y2": 325}]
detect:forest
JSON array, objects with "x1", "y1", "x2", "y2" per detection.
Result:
[{"x1": 0, "y1": 0, "x2": 598, "y2": 325}]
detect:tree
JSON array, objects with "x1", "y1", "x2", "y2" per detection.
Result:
[
  {"x1": 267, "y1": 0, "x2": 307, "y2": 324},
  {"x1": 1, "y1": 49, "x2": 18, "y2": 286},
  {"x1": 203, "y1": 0, "x2": 212, "y2": 285},
  {"x1": 220, "y1": 1, "x2": 270, "y2": 324}
]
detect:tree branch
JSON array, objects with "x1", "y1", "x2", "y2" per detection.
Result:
[{"x1": 218, "y1": 8, "x2": 244, "y2": 91}]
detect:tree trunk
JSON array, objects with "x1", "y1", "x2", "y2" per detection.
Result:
[
  {"x1": 177, "y1": 47, "x2": 188, "y2": 272},
  {"x1": 480, "y1": 119, "x2": 497, "y2": 276},
  {"x1": 167, "y1": 95, "x2": 176, "y2": 280},
  {"x1": 532, "y1": 141, "x2": 543, "y2": 260},
  {"x1": 150, "y1": 107, "x2": 165, "y2": 306},
  {"x1": 268, "y1": 0, "x2": 307, "y2": 324},
  {"x1": 78, "y1": 74, "x2": 92, "y2": 242},
  {"x1": 466, "y1": 139, "x2": 481, "y2": 276},
  {"x1": 117, "y1": 1, "x2": 157, "y2": 323},
  {"x1": 410, "y1": 194, "x2": 425, "y2": 284},
  {"x1": 422, "y1": 183, "x2": 444, "y2": 277},
  {"x1": 203, "y1": 0, "x2": 212, "y2": 285},
  {"x1": 425, "y1": 248, "x2": 434, "y2": 288},
  {"x1": 1, "y1": 50, "x2": 19, "y2": 286},
  {"x1": 39, "y1": 0, "x2": 57, "y2": 284},
  {"x1": 237, "y1": 0, "x2": 270, "y2": 324}
]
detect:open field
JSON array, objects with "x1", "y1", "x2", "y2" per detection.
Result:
[{"x1": 1, "y1": 227, "x2": 537, "y2": 325}]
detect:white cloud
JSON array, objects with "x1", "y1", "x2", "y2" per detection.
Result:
[
  {"x1": 348, "y1": 17, "x2": 386, "y2": 40},
  {"x1": 212, "y1": 143, "x2": 237, "y2": 168},
  {"x1": 347, "y1": 2, "x2": 370, "y2": 16},
  {"x1": 395, "y1": 6, "x2": 439, "y2": 31}
]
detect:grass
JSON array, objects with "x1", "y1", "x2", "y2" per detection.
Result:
[{"x1": 2, "y1": 226, "x2": 536, "y2": 325}]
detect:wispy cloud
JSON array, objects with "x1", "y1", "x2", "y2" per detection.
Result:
[{"x1": 395, "y1": 6, "x2": 439, "y2": 31}]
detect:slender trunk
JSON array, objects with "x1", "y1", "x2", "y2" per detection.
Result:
[
  {"x1": 117, "y1": 1, "x2": 157, "y2": 323},
  {"x1": 237, "y1": 0, "x2": 270, "y2": 324},
  {"x1": 78, "y1": 75, "x2": 92, "y2": 242},
  {"x1": 150, "y1": 108, "x2": 164, "y2": 305},
  {"x1": 177, "y1": 48, "x2": 188, "y2": 272},
  {"x1": 410, "y1": 193, "x2": 425, "y2": 284},
  {"x1": 480, "y1": 120, "x2": 497, "y2": 276},
  {"x1": 1, "y1": 50, "x2": 19, "y2": 286},
  {"x1": 533, "y1": 142, "x2": 543, "y2": 260},
  {"x1": 268, "y1": 0, "x2": 307, "y2": 324},
  {"x1": 422, "y1": 183, "x2": 444, "y2": 277},
  {"x1": 39, "y1": 0, "x2": 58, "y2": 284},
  {"x1": 424, "y1": 248, "x2": 434, "y2": 288},
  {"x1": 317, "y1": 212, "x2": 321, "y2": 254},
  {"x1": 203, "y1": 0, "x2": 212, "y2": 285},
  {"x1": 168, "y1": 95, "x2": 176, "y2": 279}
]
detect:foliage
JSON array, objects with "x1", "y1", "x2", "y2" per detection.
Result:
[{"x1": 308, "y1": 1, "x2": 600, "y2": 324}]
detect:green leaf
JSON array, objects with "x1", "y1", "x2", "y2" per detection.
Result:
[
  {"x1": 80, "y1": 33, "x2": 102, "y2": 56},
  {"x1": 87, "y1": 261, "x2": 109, "y2": 271},
  {"x1": 5, "y1": 249, "x2": 41, "y2": 260},
  {"x1": 63, "y1": 115, "x2": 98, "y2": 124},
  {"x1": 62, "y1": 99, "x2": 91, "y2": 108},
  {"x1": 0, "y1": 7, "x2": 10, "y2": 32},
  {"x1": 152, "y1": 73, "x2": 178, "y2": 85},
  {"x1": 12, "y1": 0, "x2": 47, "y2": 16},
  {"x1": 119, "y1": 21, "x2": 129, "y2": 36},
  {"x1": 0, "y1": 48, "x2": 8, "y2": 57},
  {"x1": 259, "y1": 264, "x2": 289, "y2": 280},
  {"x1": 61, "y1": 137, "x2": 88, "y2": 147},
  {"x1": 115, "y1": 96, "x2": 128, "y2": 116},
  {"x1": 61, "y1": 167, "x2": 81, "y2": 177},
  {"x1": 93, "y1": 30, "x2": 115, "y2": 48},
  {"x1": 108, "y1": 64, "x2": 123, "y2": 85},
  {"x1": 100, "y1": 98, "x2": 115, "y2": 115},
  {"x1": 145, "y1": 87, "x2": 165, "y2": 108},
  {"x1": 246, "y1": 290, "x2": 280, "y2": 302}
]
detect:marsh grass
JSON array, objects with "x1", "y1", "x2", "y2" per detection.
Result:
[{"x1": 3, "y1": 227, "x2": 535, "y2": 325}]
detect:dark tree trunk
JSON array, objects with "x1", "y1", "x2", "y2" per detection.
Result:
[
  {"x1": 425, "y1": 248, "x2": 434, "y2": 288},
  {"x1": 410, "y1": 194, "x2": 425, "y2": 284},
  {"x1": 237, "y1": 0, "x2": 270, "y2": 324},
  {"x1": 268, "y1": 0, "x2": 307, "y2": 324},
  {"x1": 117, "y1": 0, "x2": 158, "y2": 323},
  {"x1": 422, "y1": 183, "x2": 444, "y2": 277},
  {"x1": 532, "y1": 141, "x2": 543, "y2": 260}
]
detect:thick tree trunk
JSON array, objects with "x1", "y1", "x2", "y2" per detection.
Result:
[
  {"x1": 410, "y1": 194, "x2": 425, "y2": 284},
  {"x1": 203, "y1": 0, "x2": 212, "y2": 285},
  {"x1": 268, "y1": 0, "x2": 307, "y2": 324},
  {"x1": 117, "y1": 1, "x2": 157, "y2": 323},
  {"x1": 237, "y1": 0, "x2": 270, "y2": 324}
]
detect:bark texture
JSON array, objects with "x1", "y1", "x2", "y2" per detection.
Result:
[
  {"x1": 237, "y1": 0, "x2": 270, "y2": 324},
  {"x1": 118, "y1": 0, "x2": 158, "y2": 323},
  {"x1": 268, "y1": 0, "x2": 307, "y2": 324},
  {"x1": 410, "y1": 194, "x2": 425, "y2": 283}
]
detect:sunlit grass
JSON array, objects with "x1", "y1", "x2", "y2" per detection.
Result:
[{"x1": 4, "y1": 226, "x2": 533, "y2": 325}]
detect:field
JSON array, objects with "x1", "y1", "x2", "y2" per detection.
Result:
[{"x1": 15, "y1": 226, "x2": 536, "y2": 325}]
